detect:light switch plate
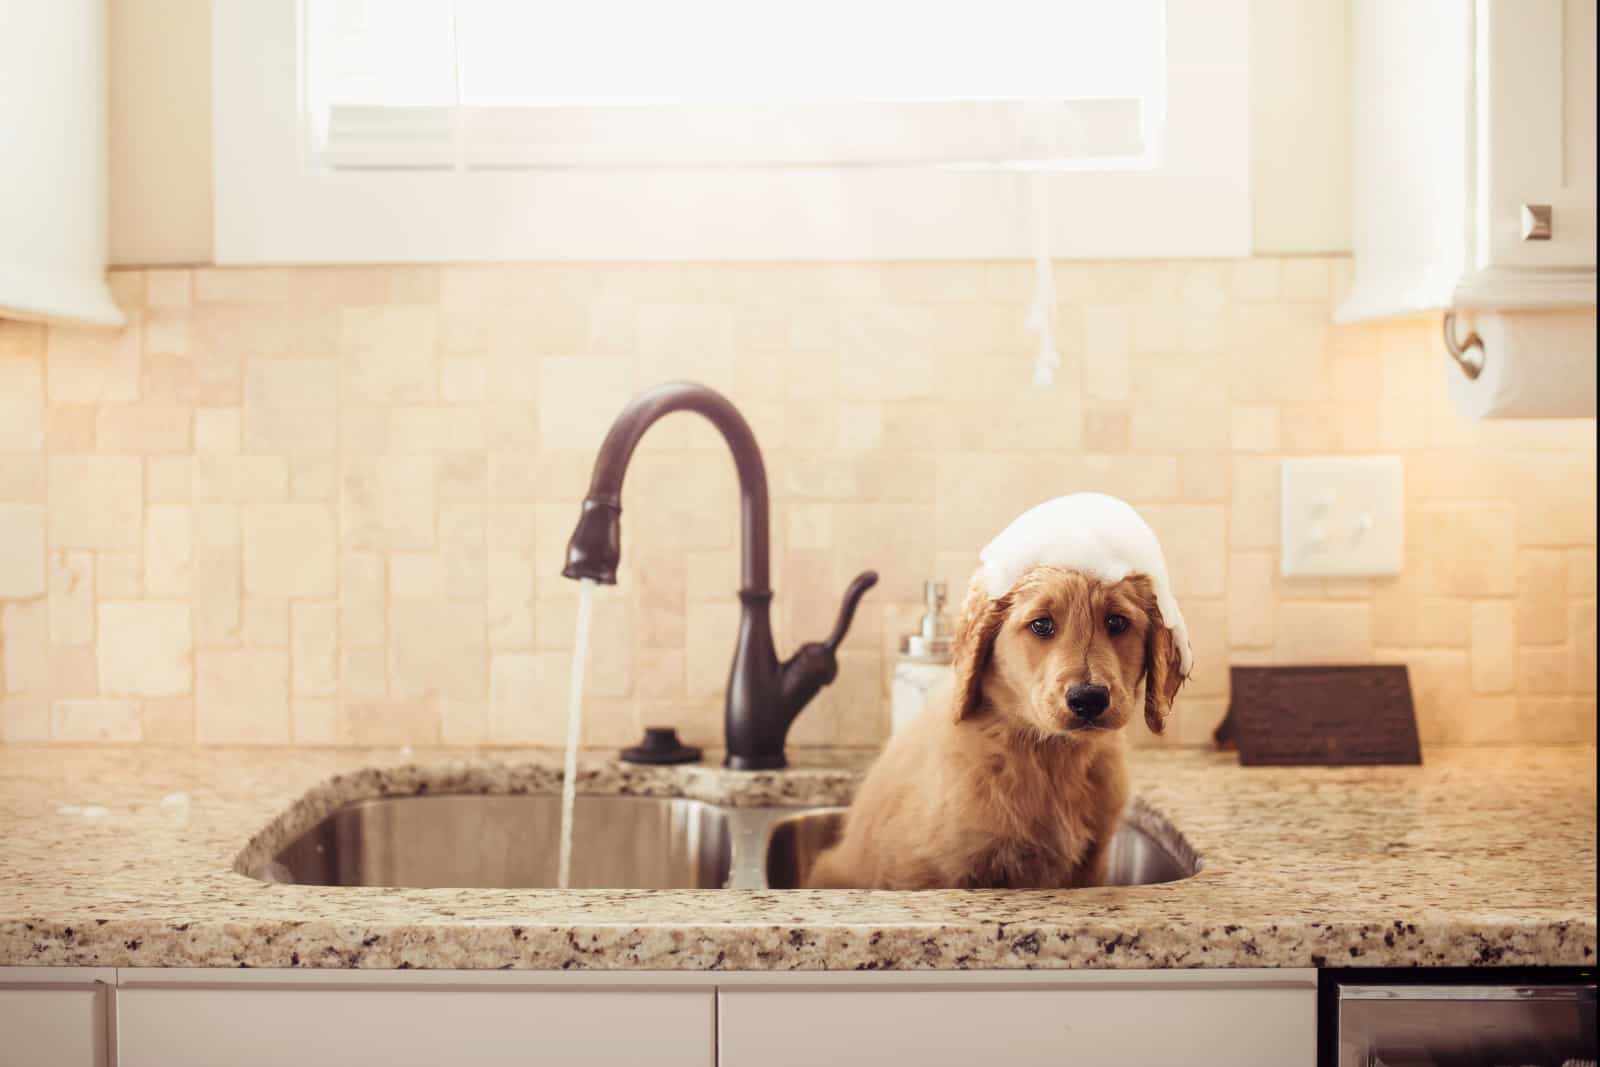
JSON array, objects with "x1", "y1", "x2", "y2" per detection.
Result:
[{"x1": 1279, "y1": 456, "x2": 1404, "y2": 577}]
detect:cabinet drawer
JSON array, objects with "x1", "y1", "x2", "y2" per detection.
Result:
[
  {"x1": 718, "y1": 985, "x2": 1314, "y2": 1067},
  {"x1": 0, "y1": 986, "x2": 109, "y2": 1067},
  {"x1": 117, "y1": 987, "x2": 713, "y2": 1067}
]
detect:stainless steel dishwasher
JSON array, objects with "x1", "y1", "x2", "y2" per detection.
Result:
[{"x1": 1320, "y1": 967, "x2": 1597, "y2": 1067}]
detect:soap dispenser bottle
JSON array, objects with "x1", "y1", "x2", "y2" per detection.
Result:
[{"x1": 891, "y1": 580, "x2": 955, "y2": 734}]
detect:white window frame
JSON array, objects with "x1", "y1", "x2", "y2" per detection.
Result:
[{"x1": 211, "y1": 0, "x2": 1249, "y2": 264}]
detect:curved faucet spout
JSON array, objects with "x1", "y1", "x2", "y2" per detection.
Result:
[
  {"x1": 561, "y1": 381, "x2": 874, "y2": 771},
  {"x1": 561, "y1": 382, "x2": 769, "y2": 593}
]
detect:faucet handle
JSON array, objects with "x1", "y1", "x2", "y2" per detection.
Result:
[{"x1": 823, "y1": 570, "x2": 879, "y2": 653}]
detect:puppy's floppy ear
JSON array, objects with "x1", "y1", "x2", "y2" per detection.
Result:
[
  {"x1": 950, "y1": 573, "x2": 1009, "y2": 722},
  {"x1": 1142, "y1": 607, "x2": 1186, "y2": 734}
]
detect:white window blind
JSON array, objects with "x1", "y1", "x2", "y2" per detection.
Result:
[{"x1": 304, "y1": 0, "x2": 1165, "y2": 171}]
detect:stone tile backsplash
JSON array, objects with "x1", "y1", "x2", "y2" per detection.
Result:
[{"x1": 0, "y1": 260, "x2": 1594, "y2": 748}]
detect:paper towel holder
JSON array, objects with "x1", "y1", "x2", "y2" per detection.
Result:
[{"x1": 1443, "y1": 311, "x2": 1485, "y2": 381}]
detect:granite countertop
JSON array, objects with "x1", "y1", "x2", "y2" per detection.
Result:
[{"x1": 0, "y1": 744, "x2": 1593, "y2": 972}]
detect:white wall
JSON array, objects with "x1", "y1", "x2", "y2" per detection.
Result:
[{"x1": 106, "y1": 0, "x2": 1351, "y2": 265}]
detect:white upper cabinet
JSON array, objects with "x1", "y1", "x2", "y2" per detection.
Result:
[{"x1": 1340, "y1": 0, "x2": 1598, "y2": 322}]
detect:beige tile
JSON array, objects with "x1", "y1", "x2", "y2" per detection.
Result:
[
  {"x1": 291, "y1": 603, "x2": 338, "y2": 697},
  {"x1": 686, "y1": 601, "x2": 740, "y2": 699},
  {"x1": 292, "y1": 699, "x2": 338, "y2": 744},
  {"x1": 1515, "y1": 550, "x2": 1568, "y2": 645},
  {"x1": 1, "y1": 698, "x2": 49, "y2": 743},
  {"x1": 0, "y1": 504, "x2": 46, "y2": 598},
  {"x1": 1419, "y1": 502, "x2": 1517, "y2": 596},
  {"x1": 1141, "y1": 505, "x2": 1226, "y2": 597},
  {"x1": 488, "y1": 653, "x2": 546, "y2": 743},
  {"x1": 190, "y1": 545, "x2": 242, "y2": 649},
  {"x1": 1081, "y1": 306, "x2": 1131, "y2": 401},
  {"x1": 839, "y1": 306, "x2": 937, "y2": 399},
  {"x1": 246, "y1": 598, "x2": 289, "y2": 645},
  {"x1": 144, "y1": 270, "x2": 192, "y2": 309},
  {"x1": 1279, "y1": 258, "x2": 1330, "y2": 302},
  {"x1": 1130, "y1": 362, "x2": 1229, "y2": 452},
  {"x1": 1568, "y1": 549, "x2": 1597, "y2": 596},
  {"x1": 537, "y1": 356, "x2": 634, "y2": 450},
  {"x1": 339, "y1": 457, "x2": 436, "y2": 551},
  {"x1": 140, "y1": 697, "x2": 194, "y2": 743},
  {"x1": 0, "y1": 456, "x2": 44, "y2": 505},
  {"x1": 1229, "y1": 404, "x2": 1279, "y2": 452},
  {"x1": 487, "y1": 552, "x2": 535, "y2": 649},
  {"x1": 1179, "y1": 453, "x2": 1229, "y2": 501},
  {"x1": 1274, "y1": 602, "x2": 1372, "y2": 663},
  {"x1": 193, "y1": 268, "x2": 291, "y2": 304},
  {"x1": 441, "y1": 356, "x2": 486, "y2": 405},
  {"x1": 244, "y1": 500, "x2": 336, "y2": 597},
  {"x1": 146, "y1": 456, "x2": 192, "y2": 505},
  {"x1": 144, "y1": 506, "x2": 192, "y2": 597},
  {"x1": 1226, "y1": 552, "x2": 1277, "y2": 648},
  {"x1": 196, "y1": 649, "x2": 289, "y2": 743},
  {"x1": 48, "y1": 456, "x2": 142, "y2": 550},
  {"x1": 440, "y1": 698, "x2": 489, "y2": 744},
  {"x1": 0, "y1": 359, "x2": 44, "y2": 452},
  {"x1": 1468, "y1": 601, "x2": 1515, "y2": 693},
  {"x1": 98, "y1": 602, "x2": 192, "y2": 696},
  {"x1": 341, "y1": 648, "x2": 388, "y2": 700},
  {"x1": 1518, "y1": 646, "x2": 1569, "y2": 694},
  {"x1": 1230, "y1": 259, "x2": 1280, "y2": 302},
  {"x1": 244, "y1": 359, "x2": 338, "y2": 453},
  {"x1": 2, "y1": 601, "x2": 48, "y2": 694},
  {"x1": 47, "y1": 550, "x2": 94, "y2": 646},
  {"x1": 46, "y1": 318, "x2": 142, "y2": 404},
  {"x1": 388, "y1": 408, "x2": 486, "y2": 454},
  {"x1": 1230, "y1": 457, "x2": 1280, "y2": 550},
  {"x1": 389, "y1": 599, "x2": 486, "y2": 700},
  {"x1": 142, "y1": 310, "x2": 190, "y2": 356},
  {"x1": 45, "y1": 407, "x2": 96, "y2": 453},
  {"x1": 338, "y1": 700, "x2": 440, "y2": 746},
  {"x1": 1569, "y1": 600, "x2": 1596, "y2": 694},
  {"x1": 1180, "y1": 599, "x2": 1228, "y2": 698},
  {"x1": 340, "y1": 306, "x2": 438, "y2": 404},
  {"x1": 291, "y1": 455, "x2": 336, "y2": 500},
  {"x1": 97, "y1": 551, "x2": 143, "y2": 599},
  {"x1": 192, "y1": 455, "x2": 288, "y2": 502},
  {"x1": 51, "y1": 700, "x2": 142, "y2": 743}
]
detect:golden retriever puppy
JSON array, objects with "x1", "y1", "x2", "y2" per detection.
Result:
[{"x1": 806, "y1": 566, "x2": 1186, "y2": 890}]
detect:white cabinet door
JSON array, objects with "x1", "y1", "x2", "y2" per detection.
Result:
[
  {"x1": 1477, "y1": 0, "x2": 1598, "y2": 271},
  {"x1": 0, "y1": 986, "x2": 109, "y2": 1067},
  {"x1": 718, "y1": 985, "x2": 1315, "y2": 1067},
  {"x1": 117, "y1": 987, "x2": 713, "y2": 1067}
]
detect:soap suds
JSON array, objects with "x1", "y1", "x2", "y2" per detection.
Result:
[{"x1": 978, "y1": 493, "x2": 1193, "y2": 675}]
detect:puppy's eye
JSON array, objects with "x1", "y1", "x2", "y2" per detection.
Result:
[
  {"x1": 1028, "y1": 617, "x2": 1055, "y2": 638},
  {"x1": 1105, "y1": 614, "x2": 1130, "y2": 636}
]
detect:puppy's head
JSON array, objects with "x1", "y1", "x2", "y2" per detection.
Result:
[{"x1": 950, "y1": 565, "x2": 1185, "y2": 740}]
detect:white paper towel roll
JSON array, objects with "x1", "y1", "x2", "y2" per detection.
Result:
[{"x1": 1447, "y1": 309, "x2": 1598, "y2": 419}]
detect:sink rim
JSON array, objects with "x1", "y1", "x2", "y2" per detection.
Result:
[{"x1": 241, "y1": 775, "x2": 1203, "y2": 891}]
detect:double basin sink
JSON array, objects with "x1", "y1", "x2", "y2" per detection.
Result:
[{"x1": 252, "y1": 793, "x2": 1199, "y2": 891}]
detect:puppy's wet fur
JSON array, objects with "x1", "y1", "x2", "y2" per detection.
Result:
[{"x1": 806, "y1": 566, "x2": 1185, "y2": 890}]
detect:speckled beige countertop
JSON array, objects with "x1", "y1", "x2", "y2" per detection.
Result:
[{"x1": 0, "y1": 745, "x2": 1593, "y2": 971}]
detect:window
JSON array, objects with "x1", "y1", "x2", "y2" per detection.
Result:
[{"x1": 212, "y1": 0, "x2": 1248, "y2": 262}]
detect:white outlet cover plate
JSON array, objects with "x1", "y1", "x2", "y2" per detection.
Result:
[{"x1": 1279, "y1": 456, "x2": 1404, "y2": 577}]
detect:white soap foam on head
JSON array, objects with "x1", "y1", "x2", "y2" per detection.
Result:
[{"x1": 978, "y1": 493, "x2": 1193, "y2": 675}]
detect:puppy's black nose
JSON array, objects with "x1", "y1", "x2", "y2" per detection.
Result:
[{"x1": 1067, "y1": 685, "x2": 1111, "y2": 719}]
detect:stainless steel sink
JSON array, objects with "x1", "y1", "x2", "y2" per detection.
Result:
[
  {"x1": 763, "y1": 805, "x2": 1200, "y2": 889},
  {"x1": 262, "y1": 794, "x2": 733, "y2": 889},
  {"x1": 252, "y1": 793, "x2": 1198, "y2": 891}
]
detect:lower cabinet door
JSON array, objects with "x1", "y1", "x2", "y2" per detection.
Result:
[
  {"x1": 116, "y1": 987, "x2": 714, "y2": 1067},
  {"x1": 0, "y1": 986, "x2": 110, "y2": 1067},
  {"x1": 718, "y1": 986, "x2": 1315, "y2": 1067}
]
